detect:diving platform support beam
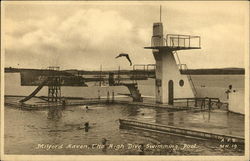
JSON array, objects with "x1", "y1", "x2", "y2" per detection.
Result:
[{"x1": 47, "y1": 67, "x2": 62, "y2": 102}]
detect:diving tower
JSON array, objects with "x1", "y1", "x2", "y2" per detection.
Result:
[{"x1": 145, "y1": 22, "x2": 201, "y2": 104}]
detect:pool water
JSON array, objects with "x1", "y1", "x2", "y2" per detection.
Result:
[{"x1": 4, "y1": 98, "x2": 244, "y2": 155}]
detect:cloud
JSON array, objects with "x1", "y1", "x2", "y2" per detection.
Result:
[
  {"x1": 177, "y1": 21, "x2": 246, "y2": 69},
  {"x1": 5, "y1": 8, "x2": 154, "y2": 70},
  {"x1": 4, "y1": 2, "x2": 248, "y2": 70}
]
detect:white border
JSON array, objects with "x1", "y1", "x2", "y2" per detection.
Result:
[{"x1": 1, "y1": 1, "x2": 249, "y2": 161}]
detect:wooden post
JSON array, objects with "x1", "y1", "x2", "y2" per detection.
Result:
[
  {"x1": 178, "y1": 35, "x2": 180, "y2": 47},
  {"x1": 189, "y1": 35, "x2": 191, "y2": 47},
  {"x1": 143, "y1": 65, "x2": 146, "y2": 78},
  {"x1": 208, "y1": 98, "x2": 211, "y2": 111},
  {"x1": 195, "y1": 98, "x2": 197, "y2": 107},
  {"x1": 199, "y1": 36, "x2": 201, "y2": 48},
  {"x1": 99, "y1": 65, "x2": 102, "y2": 86},
  {"x1": 107, "y1": 91, "x2": 110, "y2": 103},
  {"x1": 112, "y1": 91, "x2": 115, "y2": 103},
  {"x1": 201, "y1": 98, "x2": 204, "y2": 109},
  {"x1": 118, "y1": 66, "x2": 120, "y2": 84},
  {"x1": 217, "y1": 99, "x2": 220, "y2": 109},
  {"x1": 98, "y1": 90, "x2": 100, "y2": 100}
]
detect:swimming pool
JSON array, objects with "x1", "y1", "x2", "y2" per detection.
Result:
[{"x1": 4, "y1": 98, "x2": 244, "y2": 155}]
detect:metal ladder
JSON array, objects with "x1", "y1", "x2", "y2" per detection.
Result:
[{"x1": 173, "y1": 51, "x2": 197, "y2": 97}]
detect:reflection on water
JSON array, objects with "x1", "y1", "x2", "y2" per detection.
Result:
[
  {"x1": 179, "y1": 115, "x2": 184, "y2": 125},
  {"x1": 4, "y1": 98, "x2": 244, "y2": 155},
  {"x1": 47, "y1": 106, "x2": 63, "y2": 120},
  {"x1": 168, "y1": 113, "x2": 174, "y2": 126},
  {"x1": 202, "y1": 112, "x2": 211, "y2": 123}
]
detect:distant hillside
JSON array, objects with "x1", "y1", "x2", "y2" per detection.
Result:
[
  {"x1": 180, "y1": 68, "x2": 245, "y2": 75},
  {"x1": 5, "y1": 67, "x2": 245, "y2": 75}
]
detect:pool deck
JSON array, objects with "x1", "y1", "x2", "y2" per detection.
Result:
[
  {"x1": 4, "y1": 96, "x2": 245, "y2": 143},
  {"x1": 119, "y1": 119, "x2": 244, "y2": 144},
  {"x1": 5, "y1": 99, "x2": 189, "y2": 111},
  {"x1": 4, "y1": 96, "x2": 218, "y2": 111}
]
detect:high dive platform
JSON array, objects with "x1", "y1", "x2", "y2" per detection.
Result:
[
  {"x1": 144, "y1": 21, "x2": 201, "y2": 104},
  {"x1": 145, "y1": 34, "x2": 201, "y2": 51}
]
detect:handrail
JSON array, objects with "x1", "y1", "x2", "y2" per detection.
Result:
[
  {"x1": 173, "y1": 97, "x2": 219, "y2": 100},
  {"x1": 173, "y1": 51, "x2": 181, "y2": 65},
  {"x1": 166, "y1": 34, "x2": 200, "y2": 38},
  {"x1": 146, "y1": 64, "x2": 156, "y2": 78},
  {"x1": 166, "y1": 34, "x2": 201, "y2": 48},
  {"x1": 132, "y1": 64, "x2": 156, "y2": 83}
]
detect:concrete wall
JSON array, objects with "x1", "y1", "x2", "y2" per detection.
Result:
[
  {"x1": 154, "y1": 53, "x2": 163, "y2": 103},
  {"x1": 151, "y1": 22, "x2": 194, "y2": 104},
  {"x1": 151, "y1": 22, "x2": 164, "y2": 103},
  {"x1": 153, "y1": 50, "x2": 195, "y2": 104},
  {"x1": 192, "y1": 75, "x2": 244, "y2": 102},
  {"x1": 160, "y1": 51, "x2": 194, "y2": 103},
  {"x1": 228, "y1": 88, "x2": 244, "y2": 114}
]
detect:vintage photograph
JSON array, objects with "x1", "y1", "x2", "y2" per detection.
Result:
[{"x1": 1, "y1": 1, "x2": 249, "y2": 160}]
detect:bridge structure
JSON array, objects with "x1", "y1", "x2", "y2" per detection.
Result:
[{"x1": 17, "y1": 64, "x2": 156, "y2": 103}]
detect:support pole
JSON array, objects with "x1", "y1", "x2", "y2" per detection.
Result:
[
  {"x1": 178, "y1": 35, "x2": 180, "y2": 47},
  {"x1": 99, "y1": 65, "x2": 102, "y2": 86},
  {"x1": 98, "y1": 90, "x2": 100, "y2": 100},
  {"x1": 107, "y1": 91, "x2": 110, "y2": 103},
  {"x1": 217, "y1": 99, "x2": 220, "y2": 109},
  {"x1": 118, "y1": 66, "x2": 120, "y2": 84},
  {"x1": 208, "y1": 98, "x2": 211, "y2": 111},
  {"x1": 189, "y1": 35, "x2": 191, "y2": 48},
  {"x1": 199, "y1": 37, "x2": 201, "y2": 48},
  {"x1": 160, "y1": 5, "x2": 162, "y2": 22},
  {"x1": 201, "y1": 98, "x2": 204, "y2": 110},
  {"x1": 112, "y1": 91, "x2": 115, "y2": 103}
]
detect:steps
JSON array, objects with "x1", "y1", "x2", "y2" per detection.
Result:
[
  {"x1": 117, "y1": 83, "x2": 143, "y2": 102},
  {"x1": 173, "y1": 51, "x2": 197, "y2": 97},
  {"x1": 181, "y1": 64, "x2": 197, "y2": 97}
]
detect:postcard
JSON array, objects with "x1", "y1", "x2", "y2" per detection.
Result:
[{"x1": 1, "y1": 1, "x2": 249, "y2": 161}]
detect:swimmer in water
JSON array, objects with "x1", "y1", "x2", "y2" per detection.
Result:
[
  {"x1": 77, "y1": 122, "x2": 89, "y2": 131},
  {"x1": 101, "y1": 138, "x2": 108, "y2": 152},
  {"x1": 84, "y1": 122, "x2": 89, "y2": 132},
  {"x1": 102, "y1": 138, "x2": 108, "y2": 145},
  {"x1": 139, "y1": 143, "x2": 145, "y2": 155},
  {"x1": 84, "y1": 122, "x2": 89, "y2": 128}
]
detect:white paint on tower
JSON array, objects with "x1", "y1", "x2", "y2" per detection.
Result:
[{"x1": 151, "y1": 22, "x2": 195, "y2": 104}]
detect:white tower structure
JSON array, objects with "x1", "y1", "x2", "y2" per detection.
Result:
[{"x1": 145, "y1": 14, "x2": 201, "y2": 104}]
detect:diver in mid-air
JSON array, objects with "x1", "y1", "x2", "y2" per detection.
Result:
[{"x1": 115, "y1": 53, "x2": 132, "y2": 66}]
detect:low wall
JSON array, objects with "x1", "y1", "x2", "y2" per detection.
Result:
[{"x1": 228, "y1": 88, "x2": 244, "y2": 114}]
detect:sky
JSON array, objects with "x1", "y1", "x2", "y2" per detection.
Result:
[{"x1": 2, "y1": 1, "x2": 249, "y2": 70}]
